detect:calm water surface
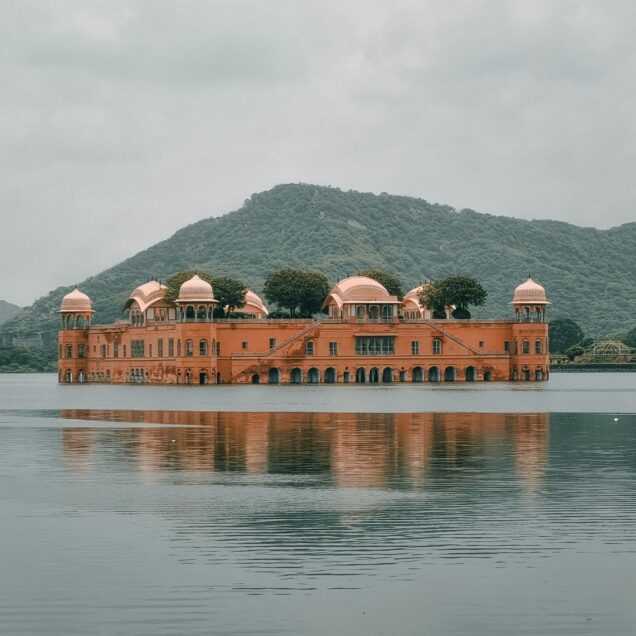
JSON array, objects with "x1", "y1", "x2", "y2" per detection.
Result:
[{"x1": 0, "y1": 374, "x2": 635, "y2": 635}]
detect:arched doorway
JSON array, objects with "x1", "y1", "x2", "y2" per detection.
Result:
[
  {"x1": 268, "y1": 368, "x2": 280, "y2": 384},
  {"x1": 356, "y1": 367, "x2": 366, "y2": 383},
  {"x1": 399, "y1": 370, "x2": 406, "y2": 382},
  {"x1": 444, "y1": 366, "x2": 456, "y2": 382},
  {"x1": 466, "y1": 366, "x2": 476, "y2": 382},
  {"x1": 308, "y1": 367, "x2": 320, "y2": 384},
  {"x1": 522, "y1": 369, "x2": 531, "y2": 381},
  {"x1": 199, "y1": 370, "x2": 207, "y2": 385},
  {"x1": 412, "y1": 366, "x2": 423, "y2": 383},
  {"x1": 382, "y1": 367, "x2": 393, "y2": 383},
  {"x1": 428, "y1": 366, "x2": 440, "y2": 382},
  {"x1": 185, "y1": 370, "x2": 191, "y2": 385},
  {"x1": 483, "y1": 371, "x2": 492, "y2": 381},
  {"x1": 251, "y1": 373, "x2": 260, "y2": 384},
  {"x1": 291, "y1": 368, "x2": 303, "y2": 384},
  {"x1": 324, "y1": 367, "x2": 336, "y2": 384},
  {"x1": 369, "y1": 367, "x2": 380, "y2": 383},
  {"x1": 536, "y1": 368, "x2": 543, "y2": 381}
]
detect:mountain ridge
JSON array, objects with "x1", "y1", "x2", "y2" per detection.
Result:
[{"x1": 3, "y1": 183, "x2": 635, "y2": 342}]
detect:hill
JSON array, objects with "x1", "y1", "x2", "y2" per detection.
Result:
[
  {"x1": 0, "y1": 300, "x2": 21, "y2": 326},
  {"x1": 3, "y1": 184, "x2": 635, "y2": 343}
]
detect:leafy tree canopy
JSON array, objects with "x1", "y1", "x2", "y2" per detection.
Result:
[
  {"x1": 212, "y1": 276, "x2": 247, "y2": 317},
  {"x1": 565, "y1": 344, "x2": 585, "y2": 361},
  {"x1": 621, "y1": 326, "x2": 636, "y2": 349},
  {"x1": 549, "y1": 318, "x2": 585, "y2": 353},
  {"x1": 419, "y1": 276, "x2": 487, "y2": 319},
  {"x1": 357, "y1": 269, "x2": 404, "y2": 300},
  {"x1": 263, "y1": 269, "x2": 330, "y2": 317}
]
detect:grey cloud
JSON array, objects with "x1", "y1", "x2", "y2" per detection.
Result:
[{"x1": 1, "y1": 0, "x2": 635, "y2": 306}]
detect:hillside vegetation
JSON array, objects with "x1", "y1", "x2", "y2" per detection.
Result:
[
  {"x1": 3, "y1": 184, "x2": 635, "y2": 341},
  {"x1": 0, "y1": 300, "x2": 20, "y2": 326}
]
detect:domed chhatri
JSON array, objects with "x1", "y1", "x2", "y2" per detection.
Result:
[
  {"x1": 177, "y1": 274, "x2": 216, "y2": 304},
  {"x1": 322, "y1": 276, "x2": 401, "y2": 320},
  {"x1": 511, "y1": 276, "x2": 549, "y2": 305},
  {"x1": 511, "y1": 276, "x2": 549, "y2": 323},
  {"x1": 59, "y1": 287, "x2": 94, "y2": 331},
  {"x1": 60, "y1": 287, "x2": 93, "y2": 313}
]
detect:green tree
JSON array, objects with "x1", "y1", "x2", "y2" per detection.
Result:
[
  {"x1": 621, "y1": 326, "x2": 636, "y2": 348},
  {"x1": 263, "y1": 269, "x2": 330, "y2": 317},
  {"x1": 418, "y1": 276, "x2": 487, "y2": 319},
  {"x1": 211, "y1": 276, "x2": 247, "y2": 317},
  {"x1": 164, "y1": 270, "x2": 214, "y2": 304},
  {"x1": 357, "y1": 269, "x2": 404, "y2": 300},
  {"x1": 548, "y1": 318, "x2": 584, "y2": 353},
  {"x1": 565, "y1": 345, "x2": 585, "y2": 361}
]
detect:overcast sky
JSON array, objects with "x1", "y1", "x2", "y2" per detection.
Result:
[{"x1": 2, "y1": 1, "x2": 635, "y2": 306}]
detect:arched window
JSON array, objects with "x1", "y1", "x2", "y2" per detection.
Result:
[
  {"x1": 382, "y1": 367, "x2": 393, "y2": 382},
  {"x1": 466, "y1": 366, "x2": 476, "y2": 381},
  {"x1": 428, "y1": 366, "x2": 440, "y2": 382},
  {"x1": 324, "y1": 368, "x2": 336, "y2": 384},
  {"x1": 199, "y1": 339, "x2": 208, "y2": 356},
  {"x1": 185, "y1": 340, "x2": 193, "y2": 356},
  {"x1": 444, "y1": 366, "x2": 456, "y2": 382},
  {"x1": 356, "y1": 367, "x2": 366, "y2": 383},
  {"x1": 251, "y1": 373, "x2": 260, "y2": 384},
  {"x1": 369, "y1": 367, "x2": 379, "y2": 383},
  {"x1": 291, "y1": 368, "x2": 303, "y2": 384},
  {"x1": 412, "y1": 366, "x2": 423, "y2": 382},
  {"x1": 308, "y1": 367, "x2": 320, "y2": 383},
  {"x1": 535, "y1": 339, "x2": 542, "y2": 354}
]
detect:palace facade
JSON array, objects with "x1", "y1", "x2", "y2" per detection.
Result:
[{"x1": 57, "y1": 274, "x2": 550, "y2": 385}]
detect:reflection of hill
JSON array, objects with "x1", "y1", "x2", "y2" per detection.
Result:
[{"x1": 61, "y1": 410, "x2": 549, "y2": 487}]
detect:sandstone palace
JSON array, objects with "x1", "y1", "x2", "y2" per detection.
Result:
[{"x1": 58, "y1": 274, "x2": 550, "y2": 385}]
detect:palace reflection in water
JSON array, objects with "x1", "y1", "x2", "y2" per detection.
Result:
[{"x1": 61, "y1": 410, "x2": 548, "y2": 490}]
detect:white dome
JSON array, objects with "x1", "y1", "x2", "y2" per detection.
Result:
[
  {"x1": 177, "y1": 274, "x2": 216, "y2": 303},
  {"x1": 60, "y1": 287, "x2": 93, "y2": 313},
  {"x1": 511, "y1": 277, "x2": 549, "y2": 304}
]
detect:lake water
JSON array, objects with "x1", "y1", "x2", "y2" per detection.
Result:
[{"x1": 1, "y1": 373, "x2": 635, "y2": 635}]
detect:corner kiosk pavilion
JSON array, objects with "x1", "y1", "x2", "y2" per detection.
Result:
[{"x1": 58, "y1": 275, "x2": 550, "y2": 385}]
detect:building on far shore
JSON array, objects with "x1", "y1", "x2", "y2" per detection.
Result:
[{"x1": 57, "y1": 274, "x2": 550, "y2": 385}]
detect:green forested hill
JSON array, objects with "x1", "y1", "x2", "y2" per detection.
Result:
[
  {"x1": 0, "y1": 300, "x2": 21, "y2": 326},
  {"x1": 3, "y1": 183, "x2": 636, "y2": 341}
]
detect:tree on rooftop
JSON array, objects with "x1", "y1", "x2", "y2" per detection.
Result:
[
  {"x1": 263, "y1": 269, "x2": 330, "y2": 317},
  {"x1": 418, "y1": 276, "x2": 487, "y2": 319},
  {"x1": 212, "y1": 277, "x2": 247, "y2": 317},
  {"x1": 357, "y1": 269, "x2": 404, "y2": 300}
]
